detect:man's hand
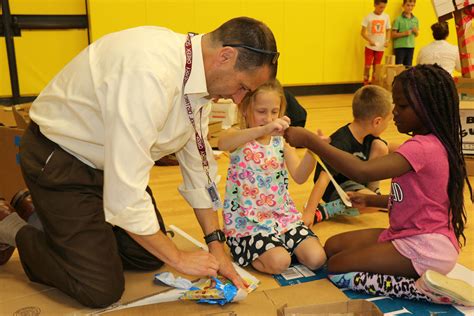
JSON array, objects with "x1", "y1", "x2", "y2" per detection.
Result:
[
  {"x1": 174, "y1": 250, "x2": 219, "y2": 277},
  {"x1": 284, "y1": 126, "x2": 312, "y2": 148},
  {"x1": 208, "y1": 241, "x2": 248, "y2": 289}
]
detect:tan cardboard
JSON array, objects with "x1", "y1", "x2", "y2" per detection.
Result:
[
  {"x1": 0, "y1": 106, "x2": 18, "y2": 127},
  {"x1": 465, "y1": 155, "x2": 474, "y2": 176},
  {"x1": 0, "y1": 126, "x2": 26, "y2": 201},
  {"x1": 456, "y1": 77, "x2": 474, "y2": 95},
  {"x1": 105, "y1": 279, "x2": 348, "y2": 316},
  {"x1": 372, "y1": 64, "x2": 405, "y2": 92},
  {"x1": 278, "y1": 299, "x2": 383, "y2": 316},
  {"x1": 461, "y1": 100, "x2": 474, "y2": 155},
  {"x1": 12, "y1": 103, "x2": 31, "y2": 129}
]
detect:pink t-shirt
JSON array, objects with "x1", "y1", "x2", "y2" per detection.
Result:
[{"x1": 379, "y1": 134, "x2": 459, "y2": 252}]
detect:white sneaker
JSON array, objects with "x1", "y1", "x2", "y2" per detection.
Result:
[{"x1": 416, "y1": 270, "x2": 474, "y2": 306}]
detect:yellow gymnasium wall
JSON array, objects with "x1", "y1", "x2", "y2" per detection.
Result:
[{"x1": 0, "y1": 0, "x2": 460, "y2": 98}]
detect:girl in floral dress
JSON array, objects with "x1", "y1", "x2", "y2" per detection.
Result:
[{"x1": 218, "y1": 80, "x2": 326, "y2": 275}]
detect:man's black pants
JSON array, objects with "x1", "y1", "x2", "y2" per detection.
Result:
[{"x1": 16, "y1": 122, "x2": 164, "y2": 308}]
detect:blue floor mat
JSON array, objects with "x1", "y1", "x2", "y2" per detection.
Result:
[{"x1": 274, "y1": 264, "x2": 465, "y2": 315}]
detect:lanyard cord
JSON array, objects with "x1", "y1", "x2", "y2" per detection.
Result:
[{"x1": 183, "y1": 33, "x2": 212, "y2": 183}]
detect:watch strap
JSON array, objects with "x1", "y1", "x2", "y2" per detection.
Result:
[{"x1": 204, "y1": 229, "x2": 226, "y2": 244}]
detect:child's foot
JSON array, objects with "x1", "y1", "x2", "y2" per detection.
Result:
[{"x1": 416, "y1": 270, "x2": 474, "y2": 306}]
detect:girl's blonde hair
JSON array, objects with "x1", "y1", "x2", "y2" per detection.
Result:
[{"x1": 238, "y1": 79, "x2": 287, "y2": 129}]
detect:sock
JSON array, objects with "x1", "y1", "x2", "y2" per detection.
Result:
[
  {"x1": 0, "y1": 213, "x2": 27, "y2": 247},
  {"x1": 314, "y1": 207, "x2": 329, "y2": 223},
  {"x1": 330, "y1": 271, "x2": 431, "y2": 302},
  {"x1": 320, "y1": 199, "x2": 360, "y2": 218},
  {"x1": 329, "y1": 272, "x2": 356, "y2": 288},
  {"x1": 27, "y1": 212, "x2": 44, "y2": 231}
]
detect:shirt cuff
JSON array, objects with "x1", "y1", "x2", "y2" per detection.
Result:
[
  {"x1": 105, "y1": 205, "x2": 161, "y2": 235},
  {"x1": 178, "y1": 175, "x2": 221, "y2": 209}
]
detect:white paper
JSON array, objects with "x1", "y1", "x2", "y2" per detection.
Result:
[{"x1": 317, "y1": 159, "x2": 352, "y2": 207}]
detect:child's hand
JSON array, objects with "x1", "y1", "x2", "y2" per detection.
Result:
[
  {"x1": 316, "y1": 129, "x2": 331, "y2": 143},
  {"x1": 347, "y1": 191, "x2": 368, "y2": 208},
  {"x1": 302, "y1": 211, "x2": 315, "y2": 228},
  {"x1": 405, "y1": 29, "x2": 412, "y2": 36},
  {"x1": 265, "y1": 116, "x2": 290, "y2": 136},
  {"x1": 284, "y1": 126, "x2": 311, "y2": 148}
]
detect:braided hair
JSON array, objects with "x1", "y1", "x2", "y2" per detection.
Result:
[{"x1": 394, "y1": 64, "x2": 472, "y2": 247}]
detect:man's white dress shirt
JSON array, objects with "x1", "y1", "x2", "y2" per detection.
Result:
[
  {"x1": 417, "y1": 40, "x2": 461, "y2": 74},
  {"x1": 30, "y1": 27, "x2": 218, "y2": 235}
]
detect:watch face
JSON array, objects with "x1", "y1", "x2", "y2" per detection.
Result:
[{"x1": 217, "y1": 230, "x2": 225, "y2": 241}]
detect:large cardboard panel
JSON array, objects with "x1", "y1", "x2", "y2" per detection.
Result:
[
  {"x1": 278, "y1": 299, "x2": 383, "y2": 316},
  {"x1": 104, "y1": 279, "x2": 348, "y2": 316}
]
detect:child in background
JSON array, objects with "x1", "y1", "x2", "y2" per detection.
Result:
[
  {"x1": 303, "y1": 85, "x2": 392, "y2": 227},
  {"x1": 218, "y1": 80, "x2": 326, "y2": 275},
  {"x1": 392, "y1": 0, "x2": 419, "y2": 66},
  {"x1": 284, "y1": 64, "x2": 473, "y2": 303},
  {"x1": 361, "y1": 0, "x2": 391, "y2": 85}
]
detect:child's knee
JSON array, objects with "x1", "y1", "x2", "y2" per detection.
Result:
[
  {"x1": 298, "y1": 248, "x2": 327, "y2": 270},
  {"x1": 253, "y1": 250, "x2": 291, "y2": 274},
  {"x1": 324, "y1": 236, "x2": 340, "y2": 258}
]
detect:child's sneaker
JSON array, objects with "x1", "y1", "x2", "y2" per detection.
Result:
[{"x1": 416, "y1": 270, "x2": 474, "y2": 306}]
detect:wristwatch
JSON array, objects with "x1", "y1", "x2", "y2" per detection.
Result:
[{"x1": 204, "y1": 229, "x2": 226, "y2": 244}]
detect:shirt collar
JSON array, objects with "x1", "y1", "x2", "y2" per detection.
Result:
[{"x1": 184, "y1": 34, "x2": 209, "y2": 99}]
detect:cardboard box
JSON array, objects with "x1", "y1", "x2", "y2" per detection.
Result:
[
  {"x1": 456, "y1": 77, "x2": 474, "y2": 95},
  {"x1": 209, "y1": 99, "x2": 238, "y2": 129},
  {"x1": 0, "y1": 126, "x2": 26, "y2": 202},
  {"x1": 466, "y1": 154, "x2": 474, "y2": 176},
  {"x1": 0, "y1": 106, "x2": 18, "y2": 127},
  {"x1": 461, "y1": 100, "x2": 474, "y2": 155},
  {"x1": 0, "y1": 104, "x2": 32, "y2": 201},
  {"x1": 373, "y1": 64, "x2": 405, "y2": 92},
  {"x1": 278, "y1": 299, "x2": 383, "y2": 316},
  {"x1": 455, "y1": 6, "x2": 474, "y2": 78},
  {"x1": 432, "y1": 0, "x2": 455, "y2": 18}
]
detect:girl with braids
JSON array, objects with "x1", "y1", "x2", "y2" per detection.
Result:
[{"x1": 284, "y1": 64, "x2": 474, "y2": 305}]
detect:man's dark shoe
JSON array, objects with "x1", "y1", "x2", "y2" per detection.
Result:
[
  {"x1": 0, "y1": 199, "x2": 16, "y2": 265},
  {"x1": 11, "y1": 189, "x2": 35, "y2": 222}
]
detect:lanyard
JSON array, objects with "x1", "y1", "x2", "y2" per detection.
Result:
[{"x1": 183, "y1": 33, "x2": 212, "y2": 183}]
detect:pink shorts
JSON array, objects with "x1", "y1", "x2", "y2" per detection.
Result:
[{"x1": 391, "y1": 233, "x2": 458, "y2": 276}]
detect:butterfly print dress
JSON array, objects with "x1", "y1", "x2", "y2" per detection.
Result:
[{"x1": 223, "y1": 136, "x2": 302, "y2": 238}]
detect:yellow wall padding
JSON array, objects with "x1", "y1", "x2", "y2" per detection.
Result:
[
  {"x1": 0, "y1": 0, "x2": 88, "y2": 97},
  {"x1": 1, "y1": 0, "x2": 462, "y2": 98},
  {"x1": 85, "y1": 0, "x2": 464, "y2": 85}
]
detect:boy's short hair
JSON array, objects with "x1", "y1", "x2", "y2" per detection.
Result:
[
  {"x1": 403, "y1": 0, "x2": 415, "y2": 4},
  {"x1": 352, "y1": 85, "x2": 392, "y2": 121},
  {"x1": 375, "y1": 0, "x2": 388, "y2": 4},
  {"x1": 431, "y1": 21, "x2": 449, "y2": 40}
]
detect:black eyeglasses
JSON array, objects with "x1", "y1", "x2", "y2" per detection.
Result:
[{"x1": 223, "y1": 43, "x2": 280, "y2": 64}]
